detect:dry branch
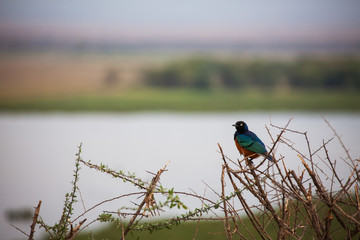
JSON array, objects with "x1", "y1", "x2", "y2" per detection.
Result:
[
  {"x1": 218, "y1": 119, "x2": 360, "y2": 239},
  {"x1": 120, "y1": 161, "x2": 170, "y2": 240},
  {"x1": 19, "y1": 119, "x2": 359, "y2": 239},
  {"x1": 28, "y1": 200, "x2": 41, "y2": 240},
  {"x1": 221, "y1": 165, "x2": 232, "y2": 240},
  {"x1": 66, "y1": 219, "x2": 87, "y2": 240}
]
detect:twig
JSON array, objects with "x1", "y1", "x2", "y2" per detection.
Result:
[
  {"x1": 221, "y1": 164, "x2": 232, "y2": 240},
  {"x1": 323, "y1": 116, "x2": 353, "y2": 163},
  {"x1": 121, "y1": 161, "x2": 170, "y2": 240},
  {"x1": 73, "y1": 192, "x2": 145, "y2": 223},
  {"x1": 66, "y1": 218, "x2": 87, "y2": 240},
  {"x1": 192, "y1": 187, "x2": 207, "y2": 240},
  {"x1": 10, "y1": 224, "x2": 29, "y2": 237},
  {"x1": 29, "y1": 200, "x2": 41, "y2": 240},
  {"x1": 78, "y1": 188, "x2": 87, "y2": 213},
  {"x1": 218, "y1": 143, "x2": 271, "y2": 240},
  {"x1": 79, "y1": 159, "x2": 147, "y2": 190}
]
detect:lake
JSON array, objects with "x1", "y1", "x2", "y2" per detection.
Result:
[{"x1": 1, "y1": 112, "x2": 359, "y2": 239}]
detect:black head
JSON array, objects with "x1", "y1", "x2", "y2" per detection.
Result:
[{"x1": 232, "y1": 121, "x2": 249, "y2": 133}]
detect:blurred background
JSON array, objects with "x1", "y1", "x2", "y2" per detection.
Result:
[{"x1": 1, "y1": 0, "x2": 360, "y2": 239}]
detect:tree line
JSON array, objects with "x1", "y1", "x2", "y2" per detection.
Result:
[{"x1": 144, "y1": 57, "x2": 360, "y2": 90}]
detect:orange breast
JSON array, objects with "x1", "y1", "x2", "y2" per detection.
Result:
[{"x1": 235, "y1": 140, "x2": 260, "y2": 159}]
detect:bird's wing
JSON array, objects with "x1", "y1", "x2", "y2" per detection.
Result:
[{"x1": 236, "y1": 134, "x2": 267, "y2": 154}]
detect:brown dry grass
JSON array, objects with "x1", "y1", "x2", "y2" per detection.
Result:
[{"x1": 0, "y1": 52, "x2": 161, "y2": 100}]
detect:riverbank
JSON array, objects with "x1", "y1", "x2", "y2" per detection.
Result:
[{"x1": 0, "y1": 88, "x2": 359, "y2": 112}]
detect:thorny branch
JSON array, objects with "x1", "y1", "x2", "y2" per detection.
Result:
[
  {"x1": 14, "y1": 119, "x2": 359, "y2": 239},
  {"x1": 29, "y1": 200, "x2": 41, "y2": 240},
  {"x1": 120, "y1": 161, "x2": 170, "y2": 240},
  {"x1": 218, "y1": 118, "x2": 360, "y2": 239}
]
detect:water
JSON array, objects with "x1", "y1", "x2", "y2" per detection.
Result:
[{"x1": 1, "y1": 112, "x2": 359, "y2": 239}]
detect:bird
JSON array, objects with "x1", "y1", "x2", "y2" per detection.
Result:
[{"x1": 233, "y1": 121, "x2": 274, "y2": 162}]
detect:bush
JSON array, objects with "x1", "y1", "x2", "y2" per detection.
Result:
[
  {"x1": 14, "y1": 118, "x2": 360, "y2": 239},
  {"x1": 144, "y1": 58, "x2": 360, "y2": 91}
]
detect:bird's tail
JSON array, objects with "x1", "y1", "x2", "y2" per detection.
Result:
[{"x1": 265, "y1": 153, "x2": 275, "y2": 162}]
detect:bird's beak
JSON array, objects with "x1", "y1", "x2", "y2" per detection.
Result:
[{"x1": 232, "y1": 124, "x2": 236, "y2": 127}]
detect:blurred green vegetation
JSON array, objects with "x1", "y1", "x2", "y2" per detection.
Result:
[
  {"x1": 74, "y1": 221, "x2": 231, "y2": 240},
  {"x1": 144, "y1": 57, "x2": 360, "y2": 91},
  {"x1": 72, "y1": 196, "x2": 355, "y2": 240},
  {"x1": 1, "y1": 56, "x2": 360, "y2": 112},
  {"x1": 1, "y1": 88, "x2": 360, "y2": 112}
]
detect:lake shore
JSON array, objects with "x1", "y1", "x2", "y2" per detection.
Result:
[{"x1": 1, "y1": 88, "x2": 359, "y2": 112}]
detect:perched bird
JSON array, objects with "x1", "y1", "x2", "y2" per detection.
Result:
[{"x1": 233, "y1": 121, "x2": 274, "y2": 162}]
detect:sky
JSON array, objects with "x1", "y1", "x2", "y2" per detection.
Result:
[{"x1": 0, "y1": 0, "x2": 360, "y2": 44}]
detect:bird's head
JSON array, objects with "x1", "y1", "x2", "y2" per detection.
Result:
[{"x1": 232, "y1": 121, "x2": 248, "y2": 133}]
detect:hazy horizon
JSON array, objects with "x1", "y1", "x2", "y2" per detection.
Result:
[{"x1": 1, "y1": 0, "x2": 360, "y2": 46}]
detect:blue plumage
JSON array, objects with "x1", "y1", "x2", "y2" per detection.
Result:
[
  {"x1": 233, "y1": 121, "x2": 274, "y2": 162},
  {"x1": 234, "y1": 131, "x2": 267, "y2": 154}
]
